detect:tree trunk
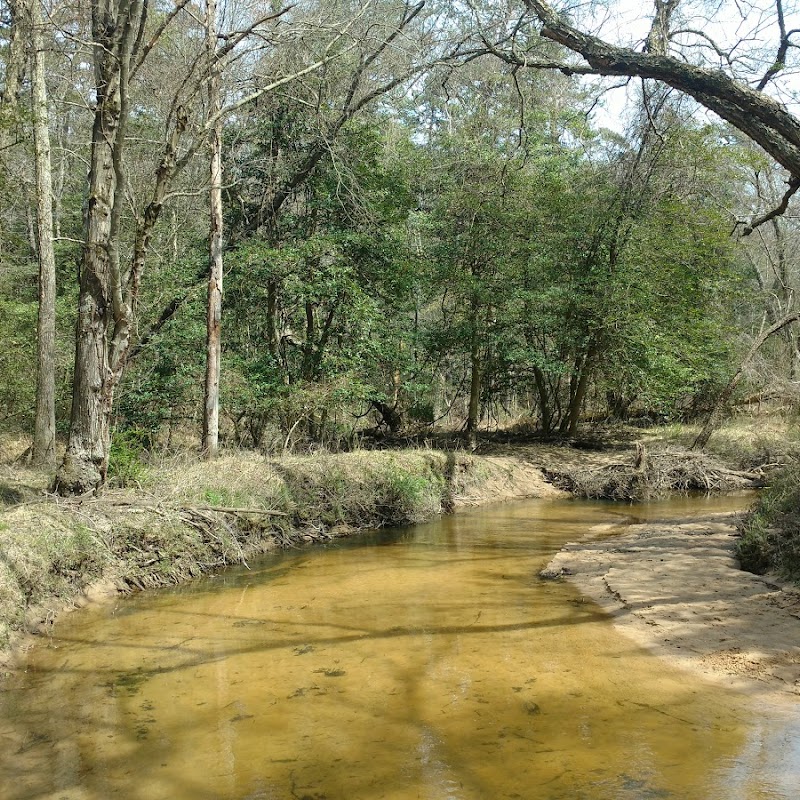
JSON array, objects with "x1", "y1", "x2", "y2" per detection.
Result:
[
  {"x1": 1, "y1": 0, "x2": 26, "y2": 109},
  {"x1": 30, "y1": 0, "x2": 57, "y2": 466},
  {"x1": 202, "y1": 0, "x2": 223, "y2": 459},
  {"x1": 54, "y1": 0, "x2": 143, "y2": 494},
  {"x1": 466, "y1": 325, "x2": 482, "y2": 448},
  {"x1": 564, "y1": 342, "x2": 596, "y2": 437},
  {"x1": 692, "y1": 312, "x2": 800, "y2": 450},
  {"x1": 532, "y1": 365, "x2": 553, "y2": 434}
]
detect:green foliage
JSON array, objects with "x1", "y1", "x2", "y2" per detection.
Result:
[
  {"x1": 279, "y1": 452, "x2": 449, "y2": 528},
  {"x1": 201, "y1": 487, "x2": 248, "y2": 507},
  {"x1": 0, "y1": 294, "x2": 75, "y2": 434},
  {"x1": 738, "y1": 466, "x2": 800, "y2": 580},
  {"x1": 114, "y1": 253, "x2": 206, "y2": 439},
  {"x1": 108, "y1": 428, "x2": 149, "y2": 487},
  {"x1": 0, "y1": 300, "x2": 37, "y2": 429}
]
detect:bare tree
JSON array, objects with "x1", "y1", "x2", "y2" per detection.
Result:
[
  {"x1": 203, "y1": 0, "x2": 223, "y2": 459},
  {"x1": 29, "y1": 0, "x2": 57, "y2": 466}
]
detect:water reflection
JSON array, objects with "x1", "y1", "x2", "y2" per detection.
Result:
[{"x1": 0, "y1": 495, "x2": 796, "y2": 799}]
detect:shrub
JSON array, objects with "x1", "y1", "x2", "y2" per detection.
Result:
[
  {"x1": 738, "y1": 465, "x2": 800, "y2": 580},
  {"x1": 108, "y1": 428, "x2": 149, "y2": 487}
]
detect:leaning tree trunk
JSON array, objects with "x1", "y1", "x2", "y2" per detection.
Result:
[
  {"x1": 30, "y1": 0, "x2": 57, "y2": 466},
  {"x1": 693, "y1": 312, "x2": 800, "y2": 450},
  {"x1": 202, "y1": 0, "x2": 223, "y2": 459}
]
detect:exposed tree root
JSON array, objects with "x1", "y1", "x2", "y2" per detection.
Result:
[{"x1": 544, "y1": 444, "x2": 764, "y2": 501}]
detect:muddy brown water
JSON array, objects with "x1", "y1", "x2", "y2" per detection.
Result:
[{"x1": 1, "y1": 496, "x2": 799, "y2": 800}]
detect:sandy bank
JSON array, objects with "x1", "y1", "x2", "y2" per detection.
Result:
[{"x1": 542, "y1": 512, "x2": 800, "y2": 702}]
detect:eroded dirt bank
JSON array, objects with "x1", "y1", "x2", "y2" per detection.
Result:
[
  {"x1": 542, "y1": 511, "x2": 800, "y2": 701},
  {"x1": 2, "y1": 433, "x2": 797, "y2": 706},
  {"x1": 0, "y1": 447, "x2": 562, "y2": 673}
]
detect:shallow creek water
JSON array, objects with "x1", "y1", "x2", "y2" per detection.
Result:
[{"x1": 1, "y1": 495, "x2": 799, "y2": 800}]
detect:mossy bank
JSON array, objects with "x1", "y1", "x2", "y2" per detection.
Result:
[{"x1": 0, "y1": 447, "x2": 557, "y2": 669}]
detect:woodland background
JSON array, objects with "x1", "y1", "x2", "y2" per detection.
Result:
[{"x1": 2, "y1": 0, "x2": 800, "y2": 492}]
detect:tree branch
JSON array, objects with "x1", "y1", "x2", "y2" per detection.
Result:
[
  {"x1": 523, "y1": 0, "x2": 800, "y2": 180},
  {"x1": 740, "y1": 176, "x2": 800, "y2": 235}
]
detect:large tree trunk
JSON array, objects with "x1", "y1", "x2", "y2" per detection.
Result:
[
  {"x1": 54, "y1": 0, "x2": 143, "y2": 494},
  {"x1": 30, "y1": 0, "x2": 57, "y2": 466},
  {"x1": 202, "y1": 0, "x2": 223, "y2": 459}
]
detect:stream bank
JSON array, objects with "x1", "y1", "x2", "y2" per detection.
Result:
[
  {"x1": 0, "y1": 429, "x2": 795, "y2": 699},
  {"x1": 0, "y1": 444, "x2": 560, "y2": 671},
  {"x1": 541, "y1": 510, "x2": 800, "y2": 700}
]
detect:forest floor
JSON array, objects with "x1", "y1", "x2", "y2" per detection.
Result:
[{"x1": 1, "y1": 418, "x2": 799, "y2": 705}]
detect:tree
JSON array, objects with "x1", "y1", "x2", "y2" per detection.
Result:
[
  {"x1": 52, "y1": 0, "x2": 379, "y2": 493},
  {"x1": 518, "y1": 1, "x2": 800, "y2": 196},
  {"x1": 28, "y1": 0, "x2": 57, "y2": 466},
  {"x1": 52, "y1": 0, "x2": 154, "y2": 494},
  {"x1": 202, "y1": 0, "x2": 223, "y2": 459}
]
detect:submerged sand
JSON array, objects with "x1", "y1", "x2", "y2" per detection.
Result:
[{"x1": 543, "y1": 511, "x2": 800, "y2": 701}]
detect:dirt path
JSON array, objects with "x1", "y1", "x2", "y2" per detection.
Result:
[{"x1": 543, "y1": 511, "x2": 800, "y2": 702}]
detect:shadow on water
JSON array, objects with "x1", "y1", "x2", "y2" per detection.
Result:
[{"x1": 0, "y1": 494, "x2": 797, "y2": 800}]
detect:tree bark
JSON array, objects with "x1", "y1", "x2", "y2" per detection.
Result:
[
  {"x1": 202, "y1": 0, "x2": 223, "y2": 459},
  {"x1": 30, "y1": 0, "x2": 57, "y2": 466},
  {"x1": 692, "y1": 312, "x2": 800, "y2": 450},
  {"x1": 2, "y1": 0, "x2": 26, "y2": 109},
  {"x1": 54, "y1": 0, "x2": 145, "y2": 494},
  {"x1": 532, "y1": 365, "x2": 553, "y2": 434},
  {"x1": 563, "y1": 342, "x2": 597, "y2": 437},
  {"x1": 466, "y1": 319, "x2": 482, "y2": 448},
  {"x1": 523, "y1": 0, "x2": 800, "y2": 181}
]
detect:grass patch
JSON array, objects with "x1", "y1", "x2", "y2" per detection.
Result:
[
  {"x1": 273, "y1": 451, "x2": 452, "y2": 528},
  {"x1": 647, "y1": 415, "x2": 800, "y2": 471}
]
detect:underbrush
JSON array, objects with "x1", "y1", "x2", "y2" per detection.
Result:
[
  {"x1": 737, "y1": 465, "x2": 800, "y2": 580},
  {"x1": 545, "y1": 444, "x2": 757, "y2": 501}
]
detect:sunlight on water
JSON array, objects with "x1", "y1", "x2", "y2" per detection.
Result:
[{"x1": 0, "y1": 495, "x2": 797, "y2": 799}]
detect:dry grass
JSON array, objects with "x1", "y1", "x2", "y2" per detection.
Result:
[
  {"x1": 545, "y1": 444, "x2": 760, "y2": 501},
  {"x1": 644, "y1": 414, "x2": 800, "y2": 471}
]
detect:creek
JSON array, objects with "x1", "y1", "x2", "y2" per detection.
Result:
[{"x1": 0, "y1": 495, "x2": 798, "y2": 799}]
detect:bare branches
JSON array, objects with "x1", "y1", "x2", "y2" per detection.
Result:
[
  {"x1": 132, "y1": 0, "x2": 193, "y2": 79},
  {"x1": 739, "y1": 175, "x2": 800, "y2": 235},
  {"x1": 755, "y1": 0, "x2": 800, "y2": 90}
]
